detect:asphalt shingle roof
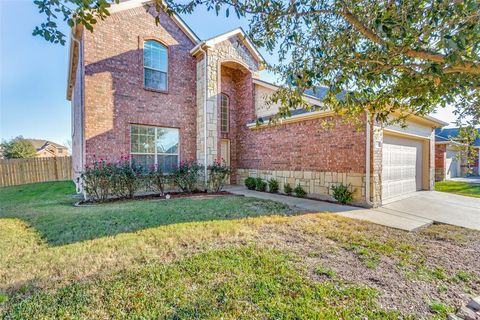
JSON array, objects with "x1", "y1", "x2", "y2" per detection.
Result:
[{"x1": 435, "y1": 128, "x2": 480, "y2": 146}]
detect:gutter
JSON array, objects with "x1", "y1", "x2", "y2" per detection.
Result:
[
  {"x1": 365, "y1": 113, "x2": 374, "y2": 207},
  {"x1": 70, "y1": 23, "x2": 87, "y2": 199}
]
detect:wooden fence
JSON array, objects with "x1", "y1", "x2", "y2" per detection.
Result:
[{"x1": 0, "y1": 156, "x2": 72, "y2": 187}]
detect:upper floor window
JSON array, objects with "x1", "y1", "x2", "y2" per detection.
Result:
[
  {"x1": 220, "y1": 93, "x2": 229, "y2": 133},
  {"x1": 144, "y1": 40, "x2": 168, "y2": 91}
]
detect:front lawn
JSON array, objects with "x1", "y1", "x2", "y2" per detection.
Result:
[
  {"x1": 1, "y1": 181, "x2": 479, "y2": 319},
  {"x1": 0, "y1": 181, "x2": 296, "y2": 245},
  {"x1": 435, "y1": 180, "x2": 480, "y2": 198}
]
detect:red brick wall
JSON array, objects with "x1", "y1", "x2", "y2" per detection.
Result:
[
  {"x1": 236, "y1": 101, "x2": 367, "y2": 173},
  {"x1": 82, "y1": 6, "x2": 197, "y2": 165},
  {"x1": 435, "y1": 144, "x2": 446, "y2": 169},
  {"x1": 434, "y1": 143, "x2": 446, "y2": 181}
]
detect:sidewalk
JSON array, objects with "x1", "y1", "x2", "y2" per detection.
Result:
[
  {"x1": 226, "y1": 185, "x2": 361, "y2": 213},
  {"x1": 226, "y1": 185, "x2": 433, "y2": 231}
]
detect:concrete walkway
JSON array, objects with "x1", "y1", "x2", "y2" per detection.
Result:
[
  {"x1": 449, "y1": 176, "x2": 480, "y2": 184},
  {"x1": 226, "y1": 186, "x2": 433, "y2": 231},
  {"x1": 226, "y1": 185, "x2": 360, "y2": 213}
]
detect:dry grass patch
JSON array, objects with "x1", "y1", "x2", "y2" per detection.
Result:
[{"x1": 1, "y1": 182, "x2": 479, "y2": 319}]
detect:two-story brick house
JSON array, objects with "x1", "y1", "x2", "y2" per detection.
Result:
[{"x1": 67, "y1": 0, "x2": 446, "y2": 207}]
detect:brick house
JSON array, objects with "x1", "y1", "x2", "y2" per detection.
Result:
[
  {"x1": 27, "y1": 139, "x2": 69, "y2": 158},
  {"x1": 67, "y1": 0, "x2": 447, "y2": 207},
  {"x1": 435, "y1": 128, "x2": 480, "y2": 180}
]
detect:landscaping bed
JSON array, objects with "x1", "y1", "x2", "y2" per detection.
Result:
[{"x1": 75, "y1": 190, "x2": 237, "y2": 206}]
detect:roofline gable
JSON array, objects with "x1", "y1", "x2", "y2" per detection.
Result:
[
  {"x1": 190, "y1": 27, "x2": 265, "y2": 68},
  {"x1": 109, "y1": 0, "x2": 200, "y2": 44},
  {"x1": 66, "y1": 0, "x2": 200, "y2": 100}
]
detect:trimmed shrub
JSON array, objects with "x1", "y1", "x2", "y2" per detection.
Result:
[
  {"x1": 111, "y1": 160, "x2": 146, "y2": 199},
  {"x1": 244, "y1": 177, "x2": 257, "y2": 190},
  {"x1": 267, "y1": 178, "x2": 279, "y2": 193},
  {"x1": 208, "y1": 160, "x2": 231, "y2": 192},
  {"x1": 330, "y1": 183, "x2": 354, "y2": 204},
  {"x1": 255, "y1": 177, "x2": 267, "y2": 192},
  {"x1": 147, "y1": 165, "x2": 168, "y2": 196},
  {"x1": 172, "y1": 161, "x2": 203, "y2": 193},
  {"x1": 293, "y1": 184, "x2": 307, "y2": 198},
  {"x1": 284, "y1": 183, "x2": 293, "y2": 195},
  {"x1": 81, "y1": 160, "x2": 114, "y2": 201}
]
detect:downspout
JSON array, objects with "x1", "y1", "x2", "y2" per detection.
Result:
[
  {"x1": 71, "y1": 24, "x2": 86, "y2": 199},
  {"x1": 365, "y1": 112, "x2": 374, "y2": 207},
  {"x1": 198, "y1": 44, "x2": 208, "y2": 185}
]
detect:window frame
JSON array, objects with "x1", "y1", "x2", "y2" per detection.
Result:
[
  {"x1": 220, "y1": 93, "x2": 229, "y2": 133},
  {"x1": 142, "y1": 39, "x2": 169, "y2": 93},
  {"x1": 130, "y1": 124, "x2": 180, "y2": 172}
]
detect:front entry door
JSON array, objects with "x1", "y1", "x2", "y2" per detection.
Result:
[{"x1": 220, "y1": 139, "x2": 231, "y2": 184}]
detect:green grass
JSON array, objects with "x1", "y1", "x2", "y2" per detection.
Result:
[
  {"x1": 1, "y1": 181, "x2": 479, "y2": 319},
  {"x1": 0, "y1": 181, "x2": 295, "y2": 245},
  {"x1": 429, "y1": 301, "x2": 455, "y2": 319},
  {"x1": 435, "y1": 180, "x2": 480, "y2": 198},
  {"x1": 2, "y1": 246, "x2": 402, "y2": 319}
]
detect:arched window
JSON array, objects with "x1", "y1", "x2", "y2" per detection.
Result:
[
  {"x1": 144, "y1": 40, "x2": 168, "y2": 91},
  {"x1": 220, "y1": 93, "x2": 229, "y2": 133}
]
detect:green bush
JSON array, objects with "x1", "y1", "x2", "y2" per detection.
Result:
[
  {"x1": 330, "y1": 183, "x2": 354, "y2": 204},
  {"x1": 245, "y1": 177, "x2": 257, "y2": 190},
  {"x1": 172, "y1": 161, "x2": 203, "y2": 193},
  {"x1": 147, "y1": 165, "x2": 168, "y2": 196},
  {"x1": 267, "y1": 178, "x2": 279, "y2": 193},
  {"x1": 284, "y1": 183, "x2": 293, "y2": 195},
  {"x1": 255, "y1": 177, "x2": 267, "y2": 192},
  {"x1": 293, "y1": 184, "x2": 307, "y2": 198},
  {"x1": 111, "y1": 159, "x2": 146, "y2": 199},
  {"x1": 81, "y1": 158, "x2": 146, "y2": 201},
  {"x1": 208, "y1": 160, "x2": 231, "y2": 192},
  {"x1": 81, "y1": 160, "x2": 115, "y2": 202}
]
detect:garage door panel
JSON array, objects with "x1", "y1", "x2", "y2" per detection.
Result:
[{"x1": 382, "y1": 135, "x2": 423, "y2": 200}]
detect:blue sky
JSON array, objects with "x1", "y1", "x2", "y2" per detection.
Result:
[{"x1": 0, "y1": 0, "x2": 456, "y2": 146}]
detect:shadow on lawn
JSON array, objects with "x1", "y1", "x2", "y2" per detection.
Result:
[{"x1": 0, "y1": 181, "x2": 300, "y2": 246}]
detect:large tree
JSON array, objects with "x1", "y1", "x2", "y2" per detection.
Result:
[
  {"x1": 1, "y1": 136, "x2": 38, "y2": 159},
  {"x1": 34, "y1": 0, "x2": 480, "y2": 124}
]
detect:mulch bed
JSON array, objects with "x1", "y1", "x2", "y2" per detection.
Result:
[{"x1": 74, "y1": 191, "x2": 239, "y2": 206}]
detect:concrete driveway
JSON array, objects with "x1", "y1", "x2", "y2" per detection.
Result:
[
  {"x1": 383, "y1": 191, "x2": 480, "y2": 230},
  {"x1": 340, "y1": 191, "x2": 480, "y2": 231},
  {"x1": 226, "y1": 185, "x2": 480, "y2": 231},
  {"x1": 449, "y1": 176, "x2": 480, "y2": 184}
]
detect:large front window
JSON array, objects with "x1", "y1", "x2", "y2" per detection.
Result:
[
  {"x1": 130, "y1": 125, "x2": 179, "y2": 172},
  {"x1": 144, "y1": 40, "x2": 168, "y2": 91}
]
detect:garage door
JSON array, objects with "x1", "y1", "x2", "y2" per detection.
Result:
[
  {"x1": 382, "y1": 135, "x2": 423, "y2": 200},
  {"x1": 445, "y1": 148, "x2": 459, "y2": 179}
]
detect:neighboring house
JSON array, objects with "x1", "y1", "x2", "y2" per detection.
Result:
[
  {"x1": 66, "y1": 0, "x2": 447, "y2": 207},
  {"x1": 435, "y1": 128, "x2": 480, "y2": 180},
  {"x1": 27, "y1": 139, "x2": 69, "y2": 158}
]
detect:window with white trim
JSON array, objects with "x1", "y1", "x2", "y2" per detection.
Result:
[
  {"x1": 144, "y1": 40, "x2": 168, "y2": 91},
  {"x1": 130, "y1": 125, "x2": 179, "y2": 172},
  {"x1": 220, "y1": 93, "x2": 229, "y2": 133}
]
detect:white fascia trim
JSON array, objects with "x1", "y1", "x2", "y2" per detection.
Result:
[
  {"x1": 252, "y1": 78, "x2": 324, "y2": 106},
  {"x1": 383, "y1": 128, "x2": 432, "y2": 140},
  {"x1": 109, "y1": 0, "x2": 200, "y2": 44},
  {"x1": 246, "y1": 110, "x2": 335, "y2": 129}
]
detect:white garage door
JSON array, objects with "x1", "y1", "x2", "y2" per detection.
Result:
[
  {"x1": 382, "y1": 135, "x2": 423, "y2": 200},
  {"x1": 445, "y1": 148, "x2": 460, "y2": 179}
]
